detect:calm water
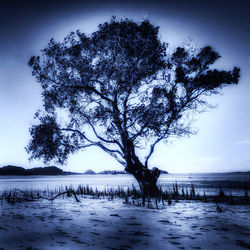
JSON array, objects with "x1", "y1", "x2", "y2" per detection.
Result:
[{"x1": 0, "y1": 172, "x2": 249, "y2": 196}]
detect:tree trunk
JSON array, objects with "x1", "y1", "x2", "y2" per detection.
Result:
[
  {"x1": 136, "y1": 167, "x2": 161, "y2": 200},
  {"x1": 126, "y1": 164, "x2": 161, "y2": 203},
  {"x1": 123, "y1": 139, "x2": 161, "y2": 204}
]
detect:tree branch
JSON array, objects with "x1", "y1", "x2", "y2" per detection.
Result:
[
  {"x1": 59, "y1": 126, "x2": 125, "y2": 166},
  {"x1": 59, "y1": 128, "x2": 94, "y2": 144},
  {"x1": 43, "y1": 74, "x2": 113, "y2": 103},
  {"x1": 86, "y1": 118, "x2": 124, "y2": 151},
  {"x1": 145, "y1": 135, "x2": 165, "y2": 168}
]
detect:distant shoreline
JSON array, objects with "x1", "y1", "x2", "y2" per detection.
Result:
[
  {"x1": 0, "y1": 165, "x2": 249, "y2": 176},
  {"x1": 0, "y1": 165, "x2": 169, "y2": 176}
]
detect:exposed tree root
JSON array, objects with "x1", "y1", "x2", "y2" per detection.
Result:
[
  {"x1": 38, "y1": 189, "x2": 80, "y2": 203},
  {"x1": 3, "y1": 188, "x2": 80, "y2": 204}
]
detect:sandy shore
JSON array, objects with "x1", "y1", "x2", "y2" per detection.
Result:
[{"x1": 0, "y1": 197, "x2": 249, "y2": 249}]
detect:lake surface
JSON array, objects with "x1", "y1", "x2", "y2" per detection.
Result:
[{"x1": 0, "y1": 172, "x2": 249, "y2": 196}]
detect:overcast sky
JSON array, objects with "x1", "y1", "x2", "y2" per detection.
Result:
[{"x1": 0, "y1": 0, "x2": 250, "y2": 173}]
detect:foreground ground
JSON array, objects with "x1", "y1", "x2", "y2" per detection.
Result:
[{"x1": 0, "y1": 197, "x2": 249, "y2": 249}]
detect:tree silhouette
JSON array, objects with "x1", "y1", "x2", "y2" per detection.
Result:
[{"x1": 26, "y1": 17, "x2": 240, "y2": 200}]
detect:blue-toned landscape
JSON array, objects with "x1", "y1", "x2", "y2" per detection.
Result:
[{"x1": 1, "y1": 0, "x2": 250, "y2": 249}]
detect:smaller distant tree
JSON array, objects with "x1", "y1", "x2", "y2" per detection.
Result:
[{"x1": 26, "y1": 17, "x2": 240, "y2": 200}]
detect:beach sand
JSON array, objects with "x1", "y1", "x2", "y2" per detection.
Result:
[{"x1": 0, "y1": 197, "x2": 249, "y2": 249}]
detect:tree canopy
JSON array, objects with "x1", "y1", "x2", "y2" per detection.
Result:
[{"x1": 26, "y1": 17, "x2": 240, "y2": 180}]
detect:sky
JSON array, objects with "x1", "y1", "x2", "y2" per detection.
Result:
[{"x1": 0, "y1": 0, "x2": 250, "y2": 173}]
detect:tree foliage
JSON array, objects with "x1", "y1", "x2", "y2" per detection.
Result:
[{"x1": 26, "y1": 17, "x2": 240, "y2": 174}]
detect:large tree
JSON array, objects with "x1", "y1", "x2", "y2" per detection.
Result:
[{"x1": 27, "y1": 18, "x2": 240, "y2": 199}]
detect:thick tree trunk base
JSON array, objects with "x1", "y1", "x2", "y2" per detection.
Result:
[{"x1": 127, "y1": 166, "x2": 161, "y2": 204}]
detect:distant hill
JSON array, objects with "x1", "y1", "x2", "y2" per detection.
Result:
[
  {"x1": 98, "y1": 170, "x2": 127, "y2": 175},
  {"x1": 84, "y1": 169, "x2": 96, "y2": 175},
  {"x1": 0, "y1": 165, "x2": 66, "y2": 175},
  {"x1": 0, "y1": 166, "x2": 26, "y2": 175},
  {"x1": 82, "y1": 169, "x2": 168, "y2": 175},
  {"x1": 160, "y1": 170, "x2": 168, "y2": 174},
  {"x1": 26, "y1": 166, "x2": 64, "y2": 175},
  {"x1": 98, "y1": 170, "x2": 168, "y2": 175}
]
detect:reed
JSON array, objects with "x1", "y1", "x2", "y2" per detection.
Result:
[{"x1": 0, "y1": 182, "x2": 248, "y2": 207}]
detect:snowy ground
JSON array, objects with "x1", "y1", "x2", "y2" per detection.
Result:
[{"x1": 0, "y1": 198, "x2": 249, "y2": 250}]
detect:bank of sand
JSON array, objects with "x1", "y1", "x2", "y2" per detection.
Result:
[{"x1": 0, "y1": 198, "x2": 249, "y2": 249}]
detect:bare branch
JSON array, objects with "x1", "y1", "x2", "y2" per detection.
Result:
[
  {"x1": 42, "y1": 74, "x2": 113, "y2": 103},
  {"x1": 59, "y1": 128, "x2": 94, "y2": 144},
  {"x1": 60, "y1": 127, "x2": 124, "y2": 157},
  {"x1": 86, "y1": 118, "x2": 124, "y2": 151},
  {"x1": 145, "y1": 135, "x2": 166, "y2": 168}
]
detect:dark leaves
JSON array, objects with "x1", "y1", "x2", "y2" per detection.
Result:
[
  {"x1": 196, "y1": 46, "x2": 220, "y2": 70},
  {"x1": 91, "y1": 17, "x2": 166, "y2": 86},
  {"x1": 171, "y1": 46, "x2": 239, "y2": 91},
  {"x1": 194, "y1": 67, "x2": 240, "y2": 89},
  {"x1": 27, "y1": 17, "x2": 240, "y2": 165},
  {"x1": 26, "y1": 116, "x2": 76, "y2": 164},
  {"x1": 171, "y1": 47, "x2": 188, "y2": 64}
]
